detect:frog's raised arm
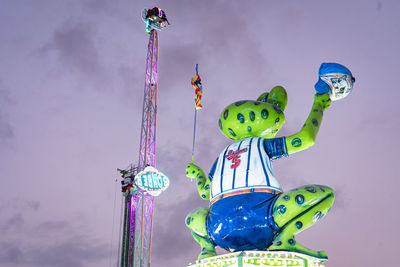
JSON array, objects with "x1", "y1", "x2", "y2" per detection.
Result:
[
  {"x1": 286, "y1": 63, "x2": 355, "y2": 154},
  {"x1": 285, "y1": 93, "x2": 331, "y2": 154},
  {"x1": 186, "y1": 163, "x2": 211, "y2": 200}
]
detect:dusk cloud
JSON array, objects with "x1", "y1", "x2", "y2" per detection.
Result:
[
  {"x1": 0, "y1": 200, "x2": 108, "y2": 267},
  {"x1": 38, "y1": 21, "x2": 111, "y2": 91},
  {"x1": 0, "y1": 84, "x2": 14, "y2": 141}
]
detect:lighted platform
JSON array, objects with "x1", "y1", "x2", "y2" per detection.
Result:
[{"x1": 187, "y1": 251, "x2": 326, "y2": 267}]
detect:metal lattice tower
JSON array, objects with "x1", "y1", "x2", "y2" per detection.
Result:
[{"x1": 120, "y1": 28, "x2": 159, "y2": 267}]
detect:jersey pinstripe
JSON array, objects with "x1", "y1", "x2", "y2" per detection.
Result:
[{"x1": 209, "y1": 137, "x2": 284, "y2": 201}]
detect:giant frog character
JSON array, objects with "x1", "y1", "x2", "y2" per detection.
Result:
[{"x1": 185, "y1": 63, "x2": 355, "y2": 260}]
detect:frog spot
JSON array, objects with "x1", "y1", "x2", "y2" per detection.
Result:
[
  {"x1": 235, "y1": 100, "x2": 247, "y2": 106},
  {"x1": 312, "y1": 118, "x2": 319, "y2": 127},
  {"x1": 291, "y1": 138, "x2": 302, "y2": 147},
  {"x1": 218, "y1": 119, "x2": 223, "y2": 130},
  {"x1": 228, "y1": 128, "x2": 236, "y2": 137},
  {"x1": 186, "y1": 217, "x2": 192, "y2": 225},
  {"x1": 223, "y1": 109, "x2": 229, "y2": 120},
  {"x1": 288, "y1": 239, "x2": 296, "y2": 245},
  {"x1": 261, "y1": 109, "x2": 269, "y2": 119},
  {"x1": 249, "y1": 111, "x2": 255, "y2": 121},
  {"x1": 295, "y1": 221, "x2": 303, "y2": 229},
  {"x1": 254, "y1": 101, "x2": 261, "y2": 105},
  {"x1": 283, "y1": 195, "x2": 290, "y2": 201},
  {"x1": 275, "y1": 117, "x2": 280, "y2": 124},
  {"x1": 237, "y1": 113, "x2": 245, "y2": 123},
  {"x1": 204, "y1": 185, "x2": 210, "y2": 190},
  {"x1": 306, "y1": 186, "x2": 316, "y2": 193},
  {"x1": 201, "y1": 194, "x2": 207, "y2": 199},
  {"x1": 247, "y1": 126, "x2": 252, "y2": 132},
  {"x1": 277, "y1": 204, "x2": 286, "y2": 215},
  {"x1": 295, "y1": 194, "x2": 305, "y2": 206}
]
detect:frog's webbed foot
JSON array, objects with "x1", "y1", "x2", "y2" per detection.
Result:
[
  {"x1": 185, "y1": 207, "x2": 216, "y2": 260},
  {"x1": 269, "y1": 184, "x2": 334, "y2": 259},
  {"x1": 192, "y1": 232, "x2": 217, "y2": 260},
  {"x1": 269, "y1": 231, "x2": 328, "y2": 259}
]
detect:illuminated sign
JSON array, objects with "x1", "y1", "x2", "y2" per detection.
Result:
[
  {"x1": 135, "y1": 166, "x2": 169, "y2": 196},
  {"x1": 186, "y1": 251, "x2": 325, "y2": 267}
]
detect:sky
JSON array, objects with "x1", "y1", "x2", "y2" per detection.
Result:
[{"x1": 1, "y1": 0, "x2": 400, "y2": 266}]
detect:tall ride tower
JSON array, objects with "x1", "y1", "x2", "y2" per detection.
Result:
[{"x1": 119, "y1": 7, "x2": 169, "y2": 267}]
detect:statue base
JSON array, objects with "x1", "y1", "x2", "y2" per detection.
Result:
[{"x1": 186, "y1": 251, "x2": 326, "y2": 267}]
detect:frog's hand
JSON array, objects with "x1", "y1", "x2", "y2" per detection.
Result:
[
  {"x1": 186, "y1": 163, "x2": 211, "y2": 200},
  {"x1": 285, "y1": 93, "x2": 330, "y2": 155}
]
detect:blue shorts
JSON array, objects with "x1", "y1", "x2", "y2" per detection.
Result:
[{"x1": 207, "y1": 192, "x2": 280, "y2": 251}]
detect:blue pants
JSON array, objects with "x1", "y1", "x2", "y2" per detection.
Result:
[{"x1": 207, "y1": 192, "x2": 280, "y2": 251}]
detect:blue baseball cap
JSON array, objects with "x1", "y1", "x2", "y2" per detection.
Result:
[{"x1": 315, "y1": 63, "x2": 355, "y2": 95}]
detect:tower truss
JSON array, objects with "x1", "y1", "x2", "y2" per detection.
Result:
[{"x1": 120, "y1": 29, "x2": 159, "y2": 267}]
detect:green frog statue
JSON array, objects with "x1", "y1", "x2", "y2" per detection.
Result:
[{"x1": 185, "y1": 63, "x2": 355, "y2": 260}]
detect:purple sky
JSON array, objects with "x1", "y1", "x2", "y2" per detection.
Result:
[{"x1": 1, "y1": 1, "x2": 400, "y2": 266}]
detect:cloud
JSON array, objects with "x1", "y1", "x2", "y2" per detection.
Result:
[
  {"x1": 152, "y1": 192, "x2": 205, "y2": 266},
  {"x1": 0, "y1": 237, "x2": 108, "y2": 267},
  {"x1": 0, "y1": 199, "x2": 40, "y2": 213},
  {"x1": 38, "y1": 21, "x2": 110, "y2": 91},
  {"x1": 377, "y1": 1, "x2": 383, "y2": 11},
  {"x1": 82, "y1": 0, "x2": 134, "y2": 23},
  {"x1": 0, "y1": 83, "x2": 14, "y2": 140},
  {"x1": 117, "y1": 64, "x2": 144, "y2": 108},
  {"x1": 1, "y1": 213, "x2": 24, "y2": 233},
  {"x1": 159, "y1": 42, "x2": 202, "y2": 92},
  {"x1": 0, "y1": 115, "x2": 13, "y2": 140},
  {"x1": 25, "y1": 238, "x2": 108, "y2": 267},
  {"x1": 0, "y1": 242, "x2": 23, "y2": 265},
  {"x1": 34, "y1": 220, "x2": 69, "y2": 233},
  {"x1": 84, "y1": 0, "x2": 108, "y2": 14},
  {"x1": 0, "y1": 198, "x2": 108, "y2": 267}
]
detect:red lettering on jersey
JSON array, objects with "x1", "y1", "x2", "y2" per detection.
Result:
[{"x1": 226, "y1": 148, "x2": 248, "y2": 169}]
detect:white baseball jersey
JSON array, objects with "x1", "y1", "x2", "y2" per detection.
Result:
[{"x1": 209, "y1": 137, "x2": 286, "y2": 201}]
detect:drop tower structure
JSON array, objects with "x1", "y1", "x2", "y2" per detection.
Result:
[{"x1": 119, "y1": 7, "x2": 169, "y2": 267}]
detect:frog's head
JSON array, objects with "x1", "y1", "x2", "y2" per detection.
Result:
[{"x1": 218, "y1": 86, "x2": 287, "y2": 140}]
